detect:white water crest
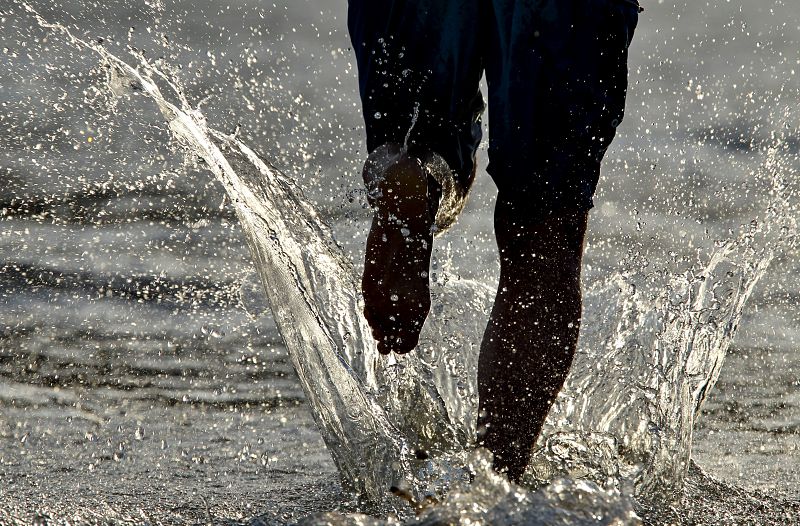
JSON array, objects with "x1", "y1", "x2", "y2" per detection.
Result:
[{"x1": 21, "y1": 2, "x2": 799, "y2": 522}]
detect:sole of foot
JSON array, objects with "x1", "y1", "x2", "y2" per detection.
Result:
[{"x1": 361, "y1": 143, "x2": 436, "y2": 355}]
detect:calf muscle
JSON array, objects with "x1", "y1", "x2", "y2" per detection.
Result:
[{"x1": 477, "y1": 205, "x2": 589, "y2": 481}]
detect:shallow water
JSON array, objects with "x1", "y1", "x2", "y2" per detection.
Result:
[{"x1": 3, "y1": 1, "x2": 800, "y2": 524}]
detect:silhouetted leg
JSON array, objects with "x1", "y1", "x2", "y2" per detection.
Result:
[
  {"x1": 477, "y1": 201, "x2": 588, "y2": 482},
  {"x1": 348, "y1": 0, "x2": 485, "y2": 355}
]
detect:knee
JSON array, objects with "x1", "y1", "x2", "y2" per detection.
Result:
[
  {"x1": 493, "y1": 199, "x2": 589, "y2": 271},
  {"x1": 494, "y1": 196, "x2": 588, "y2": 237}
]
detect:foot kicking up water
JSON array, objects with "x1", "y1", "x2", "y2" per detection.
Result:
[{"x1": 361, "y1": 143, "x2": 439, "y2": 355}]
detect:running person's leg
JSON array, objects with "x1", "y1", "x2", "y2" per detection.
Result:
[
  {"x1": 477, "y1": 0, "x2": 639, "y2": 480},
  {"x1": 348, "y1": 0, "x2": 485, "y2": 354}
]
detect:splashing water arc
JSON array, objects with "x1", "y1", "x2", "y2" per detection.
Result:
[
  {"x1": 17, "y1": 12, "x2": 466, "y2": 509},
  {"x1": 20, "y1": 2, "x2": 799, "y2": 517},
  {"x1": 92, "y1": 55, "x2": 420, "y2": 508}
]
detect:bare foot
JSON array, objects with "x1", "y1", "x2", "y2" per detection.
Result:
[{"x1": 361, "y1": 144, "x2": 437, "y2": 355}]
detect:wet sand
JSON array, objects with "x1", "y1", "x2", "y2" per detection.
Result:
[{"x1": 1, "y1": 336, "x2": 799, "y2": 525}]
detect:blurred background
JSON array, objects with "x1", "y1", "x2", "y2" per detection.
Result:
[{"x1": 1, "y1": 0, "x2": 799, "y2": 522}]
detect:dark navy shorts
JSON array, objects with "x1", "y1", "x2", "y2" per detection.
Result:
[{"x1": 348, "y1": 0, "x2": 639, "y2": 217}]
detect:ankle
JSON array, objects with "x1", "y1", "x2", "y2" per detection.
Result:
[{"x1": 362, "y1": 144, "x2": 438, "y2": 226}]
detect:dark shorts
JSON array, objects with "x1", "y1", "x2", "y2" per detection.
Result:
[{"x1": 348, "y1": 0, "x2": 639, "y2": 217}]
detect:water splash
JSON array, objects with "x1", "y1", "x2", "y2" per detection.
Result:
[
  {"x1": 18, "y1": 4, "x2": 470, "y2": 511},
  {"x1": 21, "y1": 2, "x2": 799, "y2": 520},
  {"x1": 546, "y1": 141, "x2": 797, "y2": 501}
]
